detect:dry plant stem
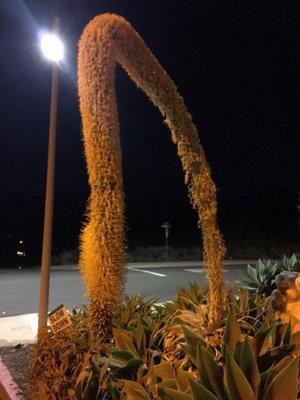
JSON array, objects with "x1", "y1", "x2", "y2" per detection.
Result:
[{"x1": 78, "y1": 13, "x2": 226, "y2": 338}]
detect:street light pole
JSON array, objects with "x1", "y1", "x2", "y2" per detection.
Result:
[
  {"x1": 38, "y1": 18, "x2": 60, "y2": 333},
  {"x1": 161, "y1": 222, "x2": 171, "y2": 259}
]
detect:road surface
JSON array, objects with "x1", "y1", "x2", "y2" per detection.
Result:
[{"x1": 0, "y1": 263, "x2": 248, "y2": 317}]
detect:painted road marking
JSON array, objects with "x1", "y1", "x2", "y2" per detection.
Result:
[
  {"x1": 185, "y1": 268, "x2": 228, "y2": 273},
  {"x1": 127, "y1": 268, "x2": 166, "y2": 277}
]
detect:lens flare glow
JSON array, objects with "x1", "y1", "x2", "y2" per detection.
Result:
[{"x1": 41, "y1": 33, "x2": 64, "y2": 62}]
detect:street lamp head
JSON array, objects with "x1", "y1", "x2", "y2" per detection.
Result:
[{"x1": 40, "y1": 33, "x2": 64, "y2": 62}]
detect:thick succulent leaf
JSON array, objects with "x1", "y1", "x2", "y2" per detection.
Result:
[
  {"x1": 111, "y1": 350, "x2": 134, "y2": 361},
  {"x1": 174, "y1": 367, "x2": 192, "y2": 394},
  {"x1": 121, "y1": 379, "x2": 150, "y2": 400},
  {"x1": 117, "y1": 358, "x2": 143, "y2": 374},
  {"x1": 239, "y1": 337, "x2": 260, "y2": 397},
  {"x1": 157, "y1": 379, "x2": 177, "y2": 392},
  {"x1": 263, "y1": 357, "x2": 299, "y2": 400},
  {"x1": 246, "y1": 265, "x2": 259, "y2": 284},
  {"x1": 98, "y1": 356, "x2": 127, "y2": 368},
  {"x1": 113, "y1": 329, "x2": 137, "y2": 355},
  {"x1": 223, "y1": 309, "x2": 242, "y2": 353},
  {"x1": 249, "y1": 325, "x2": 272, "y2": 358},
  {"x1": 136, "y1": 319, "x2": 146, "y2": 357},
  {"x1": 258, "y1": 344, "x2": 295, "y2": 371},
  {"x1": 160, "y1": 386, "x2": 193, "y2": 400},
  {"x1": 264, "y1": 355, "x2": 296, "y2": 391},
  {"x1": 232, "y1": 341, "x2": 242, "y2": 364},
  {"x1": 154, "y1": 362, "x2": 174, "y2": 380},
  {"x1": 224, "y1": 347, "x2": 256, "y2": 400},
  {"x1": 181, "y1": 343, "x2": 197, "y2": 366},
  {"x1": 189, "y1": 378, "x2": 219, "y2": 400},
  {"x1": 196, "y1": 343, "x2": 226, "y2": 399},
  {"x1": 181, "y1": 324, "x2": 207, "y2": 350}
]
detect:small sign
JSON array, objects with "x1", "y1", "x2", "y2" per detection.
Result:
[
  {"x1": 48, "y1": 304, "x2": 72, "y2": 334},
  {"x1": 161, "y1": 221, "x2": 171, "y2": 238}
]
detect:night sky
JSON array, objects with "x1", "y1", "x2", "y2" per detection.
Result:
[{"x1": 0, "y1": 0, "x2": 299, "y2": 261}]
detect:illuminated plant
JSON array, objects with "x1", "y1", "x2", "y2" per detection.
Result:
[{"x1": 78, "y1": 13, "x2": 226, "y2": 339}]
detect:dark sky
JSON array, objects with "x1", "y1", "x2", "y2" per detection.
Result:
[{"x1": 0, "y1": 0, "x2": 299, "y2": 252}]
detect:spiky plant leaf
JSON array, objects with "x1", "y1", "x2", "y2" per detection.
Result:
[
  {"x1": 160, "y1": 386, "x2": 194, "y2": 400},
  {"x1": 189, "y1": 378, "x2": 219, "y2": 400},
  {"x1": 239, "y1": 337, "x2": 260, "y2": 397},
  {"x1": 263, "y1": 357, "x2": 299, "y2": 400},
  {"x1": 112, "y1": 350, "x2": 135, "y2": 361},
  {"x1": 154, "y1": 362, "x2": 174, "y2": 380},
  {"x1": 196, "y1": 343, "x2": 226, "y2": 399},
  {"x1": 121, "y1": 379, "x2": 150, "y2": 400},
  {"x1": 223, "y1": 309, "x2": 242, "y2": 353},
  {"x1": 113, "y1": 329, "x2": 137, "y2": 355},
  {"x1": 224, "y1": 347, "x2": 256, "y2": 400}
]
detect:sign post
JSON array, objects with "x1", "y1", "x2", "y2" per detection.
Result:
[
  {"x1": 161, "y1": 222, "x2": 171, "y2": 259},
  {"x1": 48, "y1": 304, "x2": 72, "y2": 334}
]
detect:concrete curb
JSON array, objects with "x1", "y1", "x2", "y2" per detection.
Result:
[{"x1": 0, "y1": 357, "x2": 23, "y2": 399}]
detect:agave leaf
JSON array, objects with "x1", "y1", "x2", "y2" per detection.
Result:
[
  {"x1": 223, "y1": 309, "x2": 242, "y2": 353},
  {"x1": 263, "y1": 357, "x2": 299, "y2": 400},
  {"x1": 189, "y1": 378, "x2": 218, "y2": 400},
  {"x1": 160, "y1": 386, "x2": 194, "y2": 400},
  {"x1": 249, "y1": 325, "x2": 272, "y2": 358},
  {"x1": 113, "y1": 329, "x2": 137, "y2": 356},
  {"x1": 136, "y1": 319, "x2": 146, "y2": 357},
  {"x1": 181, "y1": 343, "x2": 197, "y2": 366},
  {"x1": 246, "y1": 265, "x2": 259, "y2": 284},
  {"x1": 224, "y1": 347, "x2": 256, "y2": 400},
  {"x1": 111, "y1": 350, "x2": 135, "y2": 361},
  {"x1": 109, "y1": 386, "x2": 119, "y2": 400},
  {"x1": 174, "y1": 367, "x2": 192, "y2": 394},
  {"x1": 181, "y1": 324, "x2": 206, "y2": 349},
  {"x1": 232, "y1": 341, "x2": 242, "y2": 364},
  {"x1": 98, "y1": 356, "x2": 127, "y2": 369},
  {"x1": 117, "y1": 358, "x2": 143, "y2": 378},
  {"x1": 264, "y1": 355, "x2": 295, "y2": 389},
  {"x1": 258, "y1": 344, "x2": 295, "y2": 371},
  {"x1": 175, "y1": 310, "x2": 205, "y2": 327},
  {"x1": 157, "y1": 379, "x2": 178, "y2": 391},
  {"x1": 196, "y1": 343, "x2": 226, "y2": 399},
  {"x1": 181, "y1": 324, "x2": 211, "y2": 366},
  {"x1": 154, "y1": 362, "x2": 174, "y2": 380},
  {"x1": 121, "y1": 379, "x2": 150, "y2": 400},
  {"x1": 238, "y1": 289, "x2": 249, "y2": 313},
  {"x1": 239, "y1": 337, "x2": 260, "y2": 397}
]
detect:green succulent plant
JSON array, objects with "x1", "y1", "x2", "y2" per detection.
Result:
[{"x1": 240, "y1": 255, "x2": 300, "y2": 297}]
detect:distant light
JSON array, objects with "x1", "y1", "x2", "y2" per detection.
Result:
[
  {"x1": 40, "y1": 33, "x2": 64, "y2": 62},
  {"x1": 19, "y1": 240, "x2": 23, "y2": 244}
]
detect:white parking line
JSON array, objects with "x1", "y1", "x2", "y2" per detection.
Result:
[
  {"x1": 184, "y1": 269, "x2": 228, "y2": 273},
  {"x1": 127, "y1": 268, "x2": 166, "y2": 277}
]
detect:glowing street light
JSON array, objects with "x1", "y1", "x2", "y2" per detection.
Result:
[
  {"x1": 40, "y1": 33, "x2": 64, "y2": 62},
  {"x1": 38, "y1": 18, "x2": 63, "y2": 334}
]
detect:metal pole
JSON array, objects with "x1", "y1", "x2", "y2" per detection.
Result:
[
  {"x1": 166, "y1": 235, "x2": 168, "y2": 259},
  {"x1": 38, "y1": 18, "x2": 59, "y2": 333}
]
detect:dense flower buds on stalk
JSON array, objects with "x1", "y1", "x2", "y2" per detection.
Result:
[{"x1": 78, "y1": 13, "x2": 226, "y2": 339}]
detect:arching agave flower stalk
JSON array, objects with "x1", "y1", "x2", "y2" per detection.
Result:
[{"x1": 78, "y1": 13, "x2": 226, "y2": 340}]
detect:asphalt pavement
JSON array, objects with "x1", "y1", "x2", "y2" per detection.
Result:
[{"x1": 0, "y1": 262, "x2": 249, "y2": 317}]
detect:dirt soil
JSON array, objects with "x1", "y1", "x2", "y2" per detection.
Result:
[{"x1": 0, "y1": 344, "x2": 32, "y2": 398}]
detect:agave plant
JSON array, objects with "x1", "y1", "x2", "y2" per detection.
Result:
[
  {"x1": 240, "y1": 259, "x2": 281, "y2": 296},
  {"x1": 119, "y1": 310, "x2": 298, "y2": 400},
  {"x1": 240, "y1": 255, "x2": 300, "y2": 297}
]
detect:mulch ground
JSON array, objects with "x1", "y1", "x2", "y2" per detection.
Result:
[{"x1": 0, "y1": 344, "x2": 32, "y2": 398}]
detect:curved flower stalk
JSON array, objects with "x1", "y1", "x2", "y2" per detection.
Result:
[{"x1": 78, "y1": 13, "x2": 226, "y2": 339}]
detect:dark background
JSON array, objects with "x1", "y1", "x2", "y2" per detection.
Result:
[{"x1": 0, "y1": 0, "x2": 299, "y2": 266}]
